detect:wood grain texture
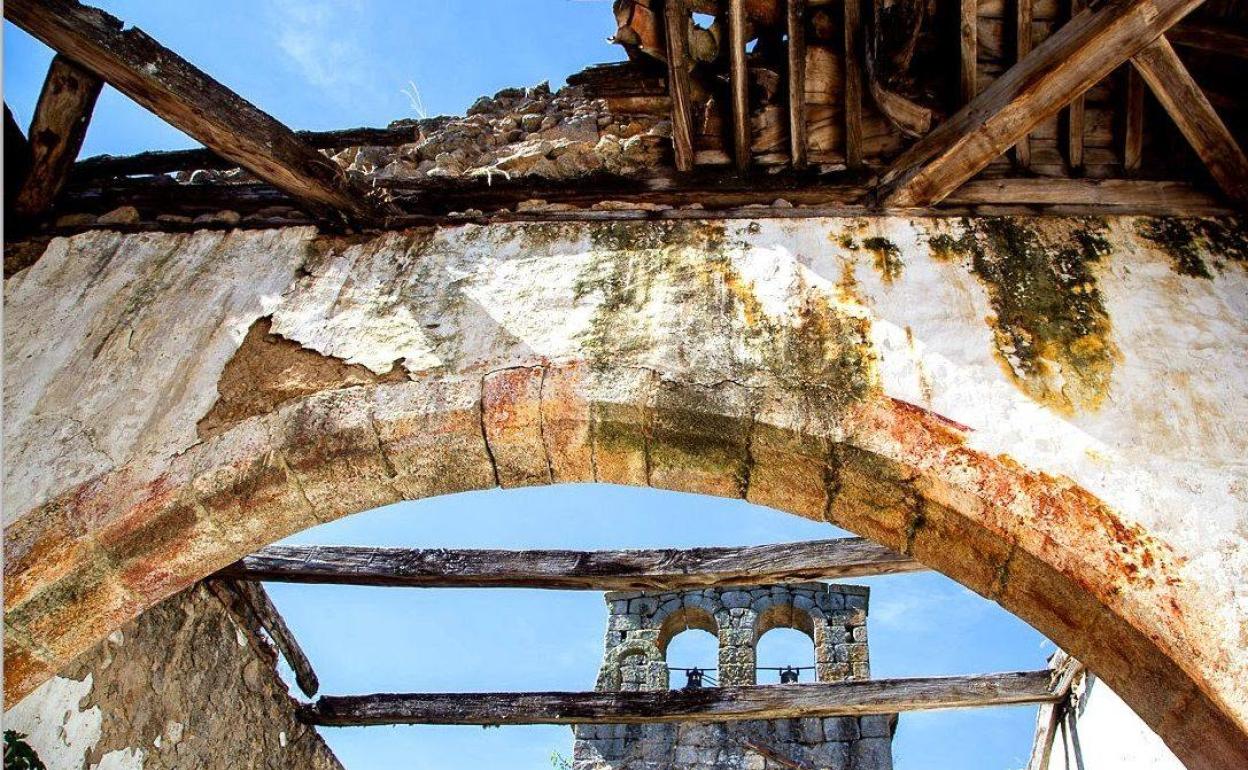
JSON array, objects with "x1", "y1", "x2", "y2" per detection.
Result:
[
  {"x1": 1123, "y1": 66, "x2": 1145, "y2": 174},
  {"x1": 844, "y1": 0, "x2": 863, "y2": 168},
  {"x1": 14, "y1": 54, "x2": 103, "y2": 219},
  {"x1": 4, "y1": 0, "x2": 381, "y2": 226},
  {"x1": 1066, "y1": 0, "x2": 1086, "y2": 173},
  {"x1": 787, "y1": 0, "x2": 808, "y2": 168},
  {"x1": 1131, "y1": 36, "x2": 1248, "y2": 205},
  {"x1": 960, "y1": 0, "x2": 978, "y2": 103},
  {"x1": 300, "y1": 671, "x2": 1058, "y2": 726},
  {"x1": 1014, "y1": 0, "x2": 1032, "y2": 169},
  {"x1": 879, "y1": 0, "x2": 1206, "y2": 206},
  {"x1": 663, "y1": 0, "x2": 697, "y2": 171},
  {"x1": 217, "y1": 538, "x2": 926, "y2": 590},
  {"x1": 729, "y1": 0, "x2": 752, "y2": 171}
]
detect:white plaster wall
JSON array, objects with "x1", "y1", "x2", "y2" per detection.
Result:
[{"x1": 1046, "y1": 677, "x2": 1184, "y2": 770}]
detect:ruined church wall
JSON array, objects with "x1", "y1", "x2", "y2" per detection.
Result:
[{"x1": 3, "y1": 583, "x2": 342, "y2": 770}]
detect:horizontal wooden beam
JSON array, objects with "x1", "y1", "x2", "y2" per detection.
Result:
[
  {"x1": 70, "y1": 126, "x2": 423, "y2": 181},
  {"x1": 301, "y1": 671, "x2": 1058, "y2": 726},
  {"x1": 216, "y1": 538, "x2": 925, "y2": 590},
  {"x1": 879, "y1": 0, "x2": 1206, "y2": 206},
  {"x1": 4, "y1": 0, "x2": 382, "y2": 226}
]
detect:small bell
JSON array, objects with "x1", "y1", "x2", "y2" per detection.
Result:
[
  {"x1": 685, "y1": 667, "x2": 705, "y2": 689},
  {"x1": 779, "y1": 666, "x2": 800, "y2": 684}
]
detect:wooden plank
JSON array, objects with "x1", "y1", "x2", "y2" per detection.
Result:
[
  {"x1": 663, "y1": 0, "x2": 697, "y2": 171},
  {"x1": 1123, "y1": 66, "x2": 1145, "y2": 175},
  {"x1": 1131, "y1": 36, "x2": 1248, "y2": 205},
  {"x1": 71, "y1": 126, "x2": 422, "y2": 181},
  {"x1": 217, "y1": 538, "x2": 926, "y2": 590},
  {"x1": 206, "y1": 579, "x2": 320, "y2": 698},
  {"x1": 729, "y1": 0, "x2": 751, "y2": 171},
  {"x1": 300, "y1": 671, "x2": 1059, "y2": 726},
  {"x1": 960, "y1": 0, "x2": 978, "y2": 103},
  {"x1": 14, "y1": 54, "x2": 103, "y2": 219},
  {"x1": 1167, "y1": 20, "x2": 1248, "y2": 59},
  {"x1": 947, "y1": 178, "x2": 1225, "y2": 210},
  {"x1": 1026, "y1": 702, "x2": 1064, "y2": 770},
  {"x1": 1066, "y1": 0, "x2": 1086, "y2": 174},
  {"x1": 843, "y1": 0, "x2": 863, "y2": 169},
  {"x1": 787, "y1": 0, "x2": 808, "y2": 169},
  {"x1": 878, "y1": 0, "x2": 1206, "y2": 207},
  {"x1": 1014, "y1": 0, "x2": 1033, "y2": 169},
  {"x1": 4, "y1": 0, "x2": 381, "y2": 226}
]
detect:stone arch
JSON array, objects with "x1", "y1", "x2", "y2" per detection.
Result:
[
  {"x1": 597, "y1": 639, "x2": 667, "y2": 692},
  {"x1": 5, "y1": 222, "x2": 1248, "y2": 770}
]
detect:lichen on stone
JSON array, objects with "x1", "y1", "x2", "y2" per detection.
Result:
[
  {"x1": 949, "y1": 218, "x2": 1119, "y2": 413},
  {"x1": 861, "y1": 237, "x2": 903, "y2": 283},
  {"x1": 1136, "y1": 216, "x2": 1248, "y2": 277}
]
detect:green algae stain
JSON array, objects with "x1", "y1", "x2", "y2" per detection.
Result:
[
  {"x1": 1136, "y1": 216, "x2": 1248, "y2": 277},
  {"x1": 949, "y1": 218, "x2": 1119, "y2": 413},
  {"x1": 862, "y1": 236, "x2": 904, "y2": 283}
]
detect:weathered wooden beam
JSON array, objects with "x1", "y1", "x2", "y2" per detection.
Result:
[
  {"x1": 787, "y1": 0, "x2": 808, "y2": 169},
  {"x1": 1123, "y1": 66, "x2": 1145, "y2": 175},
  {"x1": 663, "y1": 0, "x2": 697, "y2": 171},
  {"x1": 217, "y1": 538, "x2": 926, "y2": 590},
  {"x1": 729, "y1": 0, "x2": 751, "y2": 171},
  {"x1": 71, "y1": 126, "x2": 421, "y2": 181},
  {"x1": 1065, "y1": 0, "x2": 1086, "y2": 174},
  {"x1": 301, "y1": 671, "x2": 1058, "y2": 726},
  {"x1": 1014, "y1": 0, "x2": 1033, "y2": 169},
  {"x1": 206, "y1": 579, "x2": 319, "y2": 698},
  {"x1": 4, "y1": 0, "x2": 381, "y2": 226},
  {"x1": 1131, "y1": 36, "x2": 1248, "y2": 206},
  {"x1": 843, "y1": 0, "x2": 863, "y2": 169},
  {"x1": 945, "y1": 178, "x2": 1225, "y2": 210},
  {"x1": 14, "y1": 54, "x2": 103, "y2": 220},
  {"x1": 1026, "y1": 701, "x2": 1064, "y2": 770},
  {"x1": 1167, "y1": 20, "x2": 1248, "y2": 59},
  {"x1": 878, "y1": 0, "x2": 1207, "y2": 207},
  {"x1": 959, "y1": 0, "x2": 978, "y2": 104}
]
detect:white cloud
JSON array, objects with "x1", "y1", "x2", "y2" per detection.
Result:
[{"x1": 268, "y1": 0, "x2": 375, "y2": 98}]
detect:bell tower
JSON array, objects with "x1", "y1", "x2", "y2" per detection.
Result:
[{"x1": 573, "y1": 582, "x2": 896, "y2": 770}]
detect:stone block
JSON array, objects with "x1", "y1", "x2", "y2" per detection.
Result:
[
  {"x1": 858, "y1": 715, "x2": 893, "y2": 738},
  {"x1": 721, "y1": 590, "x2": 752, "y2": 609},
  {"x1": 823, "y1": 717, "x2": 860, "y2": 741},
  {"x1": 798, "y1": 717, "x2": 824, "y2": 744},
  {"x1": 850, "y1": 737, "x2": 893, "y2": 770}
]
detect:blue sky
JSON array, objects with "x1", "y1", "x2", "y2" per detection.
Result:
[{"x1": 5, "y1": 3, "x2": 1052, "y2": 768}]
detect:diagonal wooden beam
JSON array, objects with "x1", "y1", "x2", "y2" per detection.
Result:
[
  {"x1": 878, "y1": 0, "x2": 1208, "y2": 207},
  {"x1": 4, "y1": 0, "x2": 382, "y2": 227},
  {"x1": 207, "y1": 579, "x2": 320, "y2": 698},
  {"x1": 215, "y1": 538, "x2": 926, "y2": 590},
  {"x1": 1131, "y1": 36, "x2": 1248, "y2": 206},
  {"x1": 300, "y1": 671, "x2": 1059, "y2": 726},
  {"x1": 663, "y1": 0, "x2": 697, "y2": 172},
  {"x1": 14, "y1": 54, "x2": 103, "y2": 220}
]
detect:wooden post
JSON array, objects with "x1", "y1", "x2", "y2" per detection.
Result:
[
  {"x1": 729, "y1": 0, "x2": 751, "y2": 171},
  {"x1": 4, "y1": 0, "x2": 382, "y2": 226},
  {"x1": 787, "y1": 0, "x2": 808, "y2": 169},
  {"x1": 301, "y1": 671, "x2": 1060, "y2": 727},
  {"x1": 14, "y1": 54, "x2": 103, "y2": 220},
  {"x1": 959, "y1": 0, "x2": 978, "y2": 104},
  {"x1": 1132, "y1": 36, "x2": 1248, "y2": 205},
  {"x1": 1066, "y1": 0, "x2": 1086, "y2": 174},
  {"x1": 1123, "y1": 66, "x2": 1145, "y2": 175},
  {"x1": 663, "y1": 0, "x2": 696, "y2": 172},
  {"x1": 844, "y1": 0, "x2": 864, "y2": 169},
  {"x1": 1014, "y1": 0, "x2": 1032, "y2": 169}
]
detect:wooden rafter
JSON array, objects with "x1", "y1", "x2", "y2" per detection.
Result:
[
  {"x1": 729, "y1": 0, "x2": 751, "y2": 171},
  {"x1": 4, "y1": 0, "x2": 382, "y2": 227},
  {"x1": 959, "y1": 0, "x2": 978, "y2": 104},
  {"x1": 300, "y1": 671, "x2": 1058, "y2": 726},
  {"x1": 216, "y1": 538, "x2": 925, "y2": 590},
  {"x1": 1123, "y1": 67, "x2": 1145, "y2": 175},
  {"x1": 663, "y1": 0, "x2": 697, "y2": 171},
  {"x1": 1014, "y1": 0, "x2": 1032, "y2": 169},
  {"x1": 1065, "y1": 0, "x2": 1087, "y2": 174},
  {"x1": 787, "y1": 0, "x2": 808, "y2": 169},
  {"x1": 1167, "y1": 20, "x2": 1248, "y2": 59},
  {"x1": 13, "y1": 54, "x2": 103, "y2": 220},
  {"x1": 844, "y1": 0, "x2": 864, "y2": 169},
  {"x1": 1131, "y1": 36, "x2": 1248, "y2": 206}
]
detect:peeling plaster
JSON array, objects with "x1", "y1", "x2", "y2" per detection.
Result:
[{"x1": 3, "y1": 675, "x2": 102, "y2": 769}]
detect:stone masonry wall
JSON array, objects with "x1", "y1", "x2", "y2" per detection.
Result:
[
  {"x1": 3, "y1": 583, "x2": 342, "y2": 770},
  {"x1": 574, "y1": 583, "x2": 894, "y2": 770}
]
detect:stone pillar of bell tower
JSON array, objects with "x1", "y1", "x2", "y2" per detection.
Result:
[{"x1": 573, "y1": 582, "x2": 895, "y2": 770}]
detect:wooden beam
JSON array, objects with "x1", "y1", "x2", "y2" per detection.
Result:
[
  {"x1": 663, "y1": 0, "x2": 697, "y2": 171},
  {"x1": 217, "y1": 538, "x2": 925, "y2": 590},
  {"x1": 1065, "y1": 0, "x2": 1086, "y2": 174},
  {"x1": 71, "y1": 126, "x2": 420, "y2": 181},
  {"x1": 208, "y1": 579, "x2": 320, "y2": 698},
  {"x1": 4, "y1": 0, "x2": 381, "y2": 226},
  {"x1": 843, "y1": 0, "x2": 863, "y2": 169},
  {"x1": 729, "y1": 0, "x2": 751, "y2": 171},
  {"x1": 1123, "y1": 66, "x2": 1145, "y2": 175},
  {"x1": 959, "y1": 0, "x2": 978, "y2": 104},
  {"x1": 1026, "y1": 701, "x2": 1064, "y2": 770},
  {"x1": 945, "y1": 178, "x2": 1226, "y2": 211},
  {"x1": 787, "y1": 0, "x2": 808, "y2": 169},
  {"x1": 301, "y1": 671, "x2": 1058, "y2": 726},
  {"x1": 1167, "y1": 21, "x2": 1248, "y2": 60},
  {"x1": 1131, "y1": 36, "x2": 1248, "y2": 206},
  {"x1": 878, "y1": 0, "x2": 1207, "y2": 207},
  {"x1": 1014, "y1": 0, "x2": 1033, "y2": 169},
  {"x1": 5, "y1": 105, "x2": 34, "y2": 202},
  {"x1": 14, "y1": 54, "x2": 103, "y2": 220}
]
